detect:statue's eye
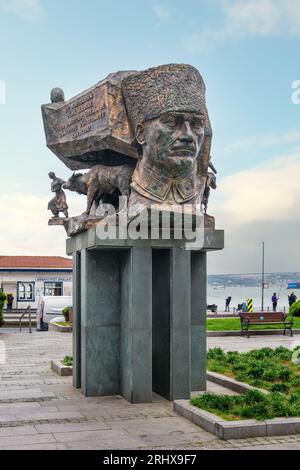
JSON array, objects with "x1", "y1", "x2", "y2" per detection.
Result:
[
  {"x1": 161, "y1": 116, "x2": 177, "y2": 128},
  {"x1": 191, "y1": 117, "x2": 204, "y2": 129}
]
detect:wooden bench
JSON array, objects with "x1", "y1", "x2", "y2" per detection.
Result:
[{"x1": 239, "y1": 312, "x2": 294, "y2": 338}]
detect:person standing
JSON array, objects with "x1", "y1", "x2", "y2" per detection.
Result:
[
  {"x1": 225, "y1": 296, "x2": 232, "y2": 312},
  {"x1": 288, "y1": 292, "x2": 297, "y2": 307},
  {"x1": 272, "y1": 293, "x2": 278, "y2": 312}
]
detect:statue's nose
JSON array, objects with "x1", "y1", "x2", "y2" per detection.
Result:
[
  {"x1": 179, "y1": 133, "x2": 193, "y2": 143},
  {"x1": 178, "y1": 122, "x2": 193, "y2": 143}
]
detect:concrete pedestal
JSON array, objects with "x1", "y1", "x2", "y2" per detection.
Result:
[{"x1": 67, "y1": 228, "x2": 224, "y2": 403}]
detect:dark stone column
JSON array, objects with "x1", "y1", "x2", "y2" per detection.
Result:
[
  {"x1": 191, "y1": 251, "x2": 207, "y2": 391},
  {"x1": 152, "y1": 249, "x2": 171, "y2": 399},
  {"x1": 120, "y1": 247, "x2": 152, "y2": 403},
  {"x1": 170, "y1": 247, "x2": 191, "y2": 400},
  {"x1": 80, "y1": 249, "x2": 121, "y2": 397},
  {"x1": 152, "y1": 247, "x2": 191, "y2": 401}
]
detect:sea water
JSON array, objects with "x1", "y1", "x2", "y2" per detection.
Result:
[{"x1": 207, "y1": 284, "x2": 294, "y2": 312}]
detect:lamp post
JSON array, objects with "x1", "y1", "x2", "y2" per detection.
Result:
[{"x1": 261, "y1": 242, "x2": 265, "y2": 312}]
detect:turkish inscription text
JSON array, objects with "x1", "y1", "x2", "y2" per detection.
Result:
[{"x1": 58, "y1": 92, "x2": 107, "y2": 139}]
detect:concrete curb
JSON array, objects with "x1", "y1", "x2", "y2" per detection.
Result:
[
  {"x1": 173, "y1": 400, "x2": 300, "y2": 440},
  {"x1": 207, "y1": 329, "x2": 300, "y2": 337},
  {"x1": 51, "y1": 360, "x2": 73, "y2": 376},
  {"x1": 207, "y1": 371, "x2": 268, "y2": 395},
  {"x1": 49, "y1": 323, "x2": 72, "y2": 333}
]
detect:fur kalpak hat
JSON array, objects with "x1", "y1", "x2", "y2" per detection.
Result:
[{"x1": 121, "y1": 63, "x2": 207, "y2": 128}]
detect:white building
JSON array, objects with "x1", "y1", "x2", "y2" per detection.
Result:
[{"x1": 0, "y1": 256, "x2": 73, "y2": 309}]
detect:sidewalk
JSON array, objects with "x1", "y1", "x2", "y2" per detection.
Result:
[{"x1": 207, "y1": 334, "x2": 299, "y2": 352}]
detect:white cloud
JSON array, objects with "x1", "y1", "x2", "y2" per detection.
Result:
[
  {"x1": 0, "y1": 0, "x2": 43, "y2": 21},
  {"x1": 224, "y1": 0, "x2": 281, "y2": 37},
  {"x1": 208, "y1": 151, "x2": 300, "y2": 273},
  {"x1": 0, "y1": 192, "x2": 85, "y2": 256},
  {"x1": 225, "y1": 129, "x2": 300, "y2": 153},
  {"x1": 183, "y1": 0, "x2": 300, "y2": 51},
  {"x1": 213, "y1": 152, "x2": 300, "y2": 223}
]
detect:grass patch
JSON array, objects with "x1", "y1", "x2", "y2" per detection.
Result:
[
  {"x1": 206, "y1": 316, "x2": 300, "y2": 331},
  {"x1": 192, "y1": 346, "x2": 300, "y2": 421},
  {"x1": 191, "y1": 389, "x2": 300, "y2": 421},
  {"x1": 207, "y1": 346, "x2": 300, "y2": 392},
  {"x1": 54, "y1": 322, "x2": 72, "y2": 327}
]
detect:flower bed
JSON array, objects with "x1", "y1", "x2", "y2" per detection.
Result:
[
  {"x1": 191, "y1": 388, "x2": 300, "y2": 421},
  {"x1": 191, "y1": 347, "x2": 300, "y2": 421}
]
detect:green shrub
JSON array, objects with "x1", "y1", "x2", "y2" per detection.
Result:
[
  {"x1": 270, "y1": 393, "x2": 292, "y2": 417},
  {"x1": 262, "y1": 368, "x2": 279, "y2": 382},
  {"x1": 62, "y1": 307, "x2": 71, "y2": 322},
  {"x1": 270, "y1": 383, "x2": 290, "y2": 393},
  {"x1": 0, "y1": 291, "x2": 6, "y2": 327},
  {"x1": 61, "y1": 355, "x2": 73, "y2": 367},
  {"x1": 238, "y1": 402, "x2": 270, "y2": 420},
  {"x1": 273, "y1": 346, "x2": 293, "y2": 361},
  {"x1": 289, "y1": 300, "x2": 300, "y2": 317},
  {"x1": 226, "y1": 351, "x2": 240, "y2": 364},
  {"x1": 207, "y1": 348, "x2": 226, "y2": 361},
  {"x1": 244, "y1": 389, "x2": 267, "y2": 404},
  {"x1": 248, "y1": 348, "x2": 274, "y2": 359},
  {"x1": 277, "y1": 366, "x2": 292, "y2": 381}
]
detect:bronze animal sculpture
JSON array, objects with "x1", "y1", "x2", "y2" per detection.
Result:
[{"x1": 63, "y1": 164, "x2": 135, "y2": 215}]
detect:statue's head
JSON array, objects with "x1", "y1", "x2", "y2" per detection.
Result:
[
  {"x1": 48, "y1": 171, "x2": 55, "y2": 179},
  {"x1": 50, "y1": 87, "x2": 65, "y2": 103},
  {"x1": 122, "y1": 64, "x2": 211, "y2": 176}
]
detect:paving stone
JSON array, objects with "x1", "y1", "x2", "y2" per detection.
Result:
[
  {"x1": 0, "y1": 433, "x2": 55, "y2": 448},
  {"x1": 0, "y1": 425, "x2": 38, "y2": 437},
  {"x1": 35, "y1": 421, "x2": 111, "y2": 434},
  {"x1": 0, "y1": 388, "x2": 55, "y2": 401},
  {"x1": 2, "y1": 443, "x2": 68, "y2": 450},
  {"x1": 14, "y1": 410, "x2": 84, "y2": 421},
  {"x1": 55, "y1": 430, "x2": 142, "y2": 449}
]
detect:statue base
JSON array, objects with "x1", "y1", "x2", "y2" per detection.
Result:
[
  {"x1": 48, "y1": 217, "x2": 66, "y2": 226},
  {"x1": 63, "y1": 214, "x2": 104, "y2": 237},
  {"x1": 67, "y1": 225, "x2": 224, "y2": 403},
  {"x1": 61, "y1": 208, "x2": 216, "y2": 237}
]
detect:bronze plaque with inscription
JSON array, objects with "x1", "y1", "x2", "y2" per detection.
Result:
[{"x1": 42, "y1": 71, "x2": 138, "y2": 170}]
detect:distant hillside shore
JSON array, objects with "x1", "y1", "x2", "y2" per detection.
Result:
[{"x1": 208, "y1": 272, "x2": 300, "y2": 288}]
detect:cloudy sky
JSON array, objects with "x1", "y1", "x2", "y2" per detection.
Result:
[{"x1": 0, "y1": 0, "x2": 299, "y2": 274}]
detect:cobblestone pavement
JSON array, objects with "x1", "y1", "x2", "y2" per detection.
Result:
[{"x1": 0, "y1": 331, "x2": 299, "y2": 450}]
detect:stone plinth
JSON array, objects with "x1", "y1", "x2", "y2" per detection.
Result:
[{"x1": 67, "y1": 227, "x2": 224, "y2": 403}]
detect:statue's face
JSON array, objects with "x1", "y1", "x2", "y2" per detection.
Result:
[{"x1": 137, "y1": 111, "x2": 205, "y2": 174}]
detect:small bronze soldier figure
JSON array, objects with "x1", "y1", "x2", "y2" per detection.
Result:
[{"x1": 48, "y1": 172, "x2": 69, "y2": 218}]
